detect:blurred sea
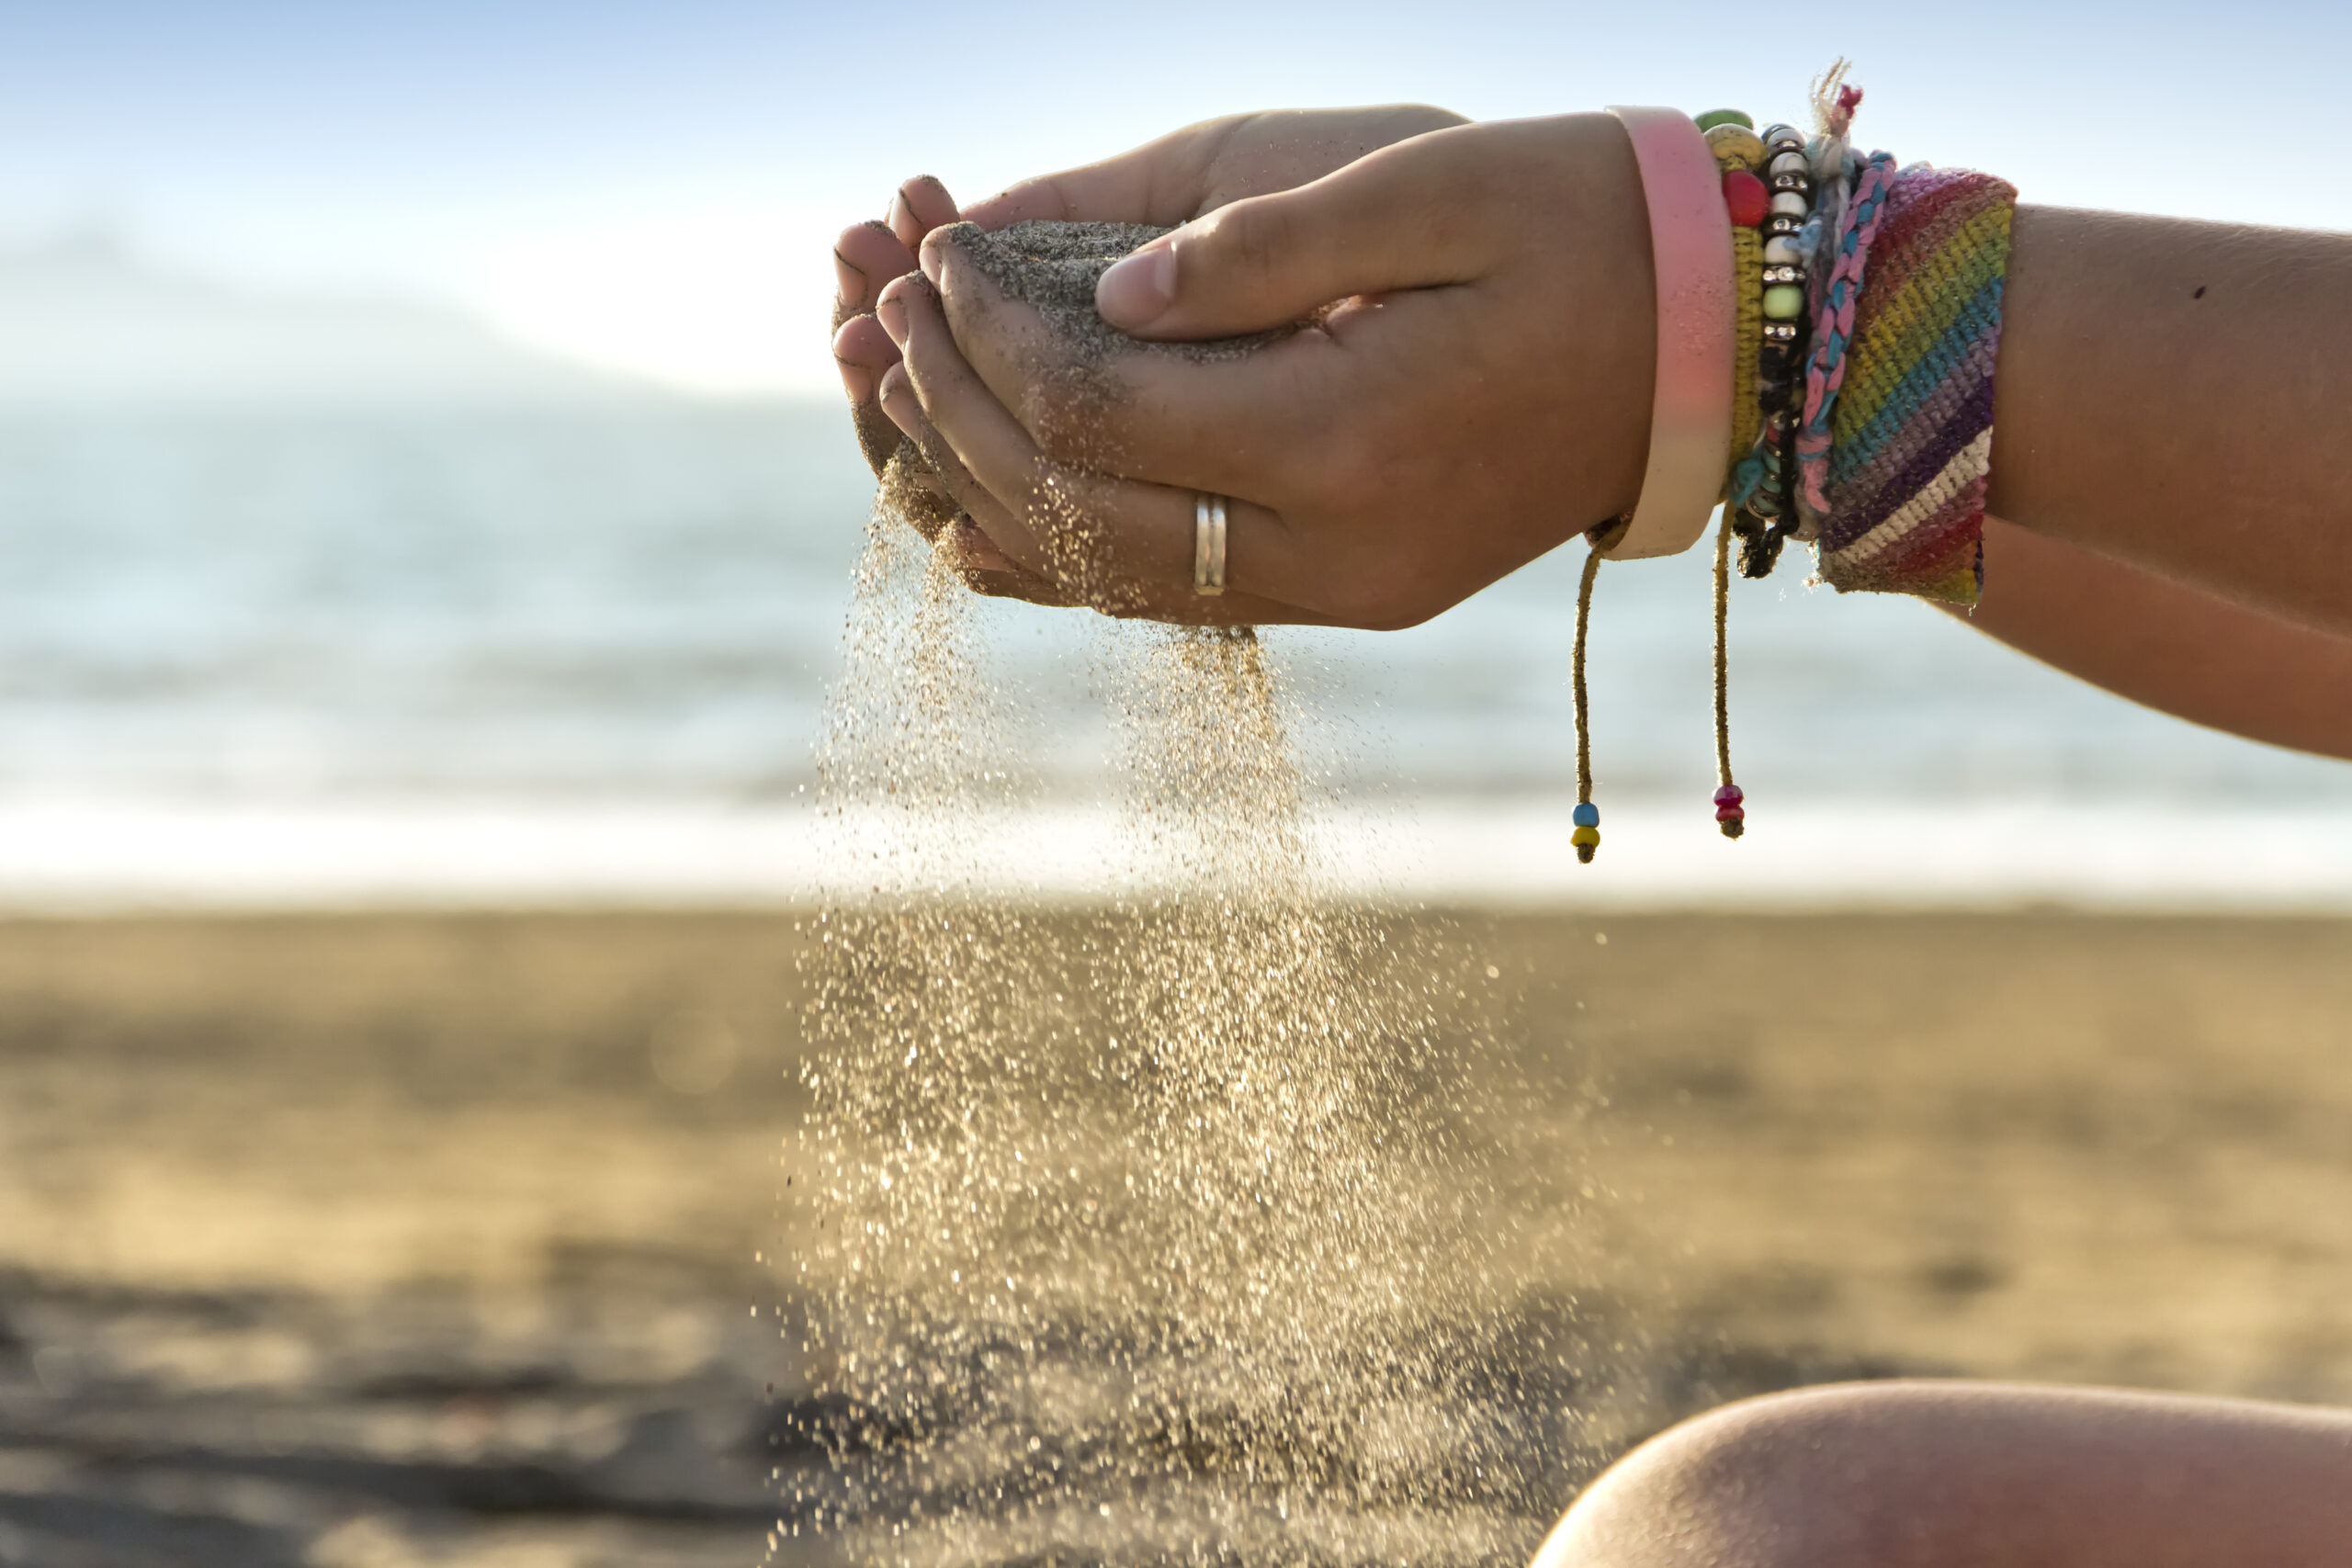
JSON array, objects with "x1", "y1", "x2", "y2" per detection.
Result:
[{"x1": 2, "y1": 240, "x2": 2347, "y2": 908}]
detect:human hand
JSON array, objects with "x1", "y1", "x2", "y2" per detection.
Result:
[
  {"x1": 831, "y1": 107, "x2": 1468, "y2": 615},
  {"x1": 875, "y1": 113, "x2": 1660, "y2": 628},
  {"x1": 833, "y1": 176, "x2": 959, "y2": 479},
  {"x1": 832, "y1": 177, "x2": 1080, "y2": 600}
]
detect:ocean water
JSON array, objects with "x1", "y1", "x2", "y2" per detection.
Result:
[{"x1": 0, "y1": 396, "x2": 2346, "y2": 907}]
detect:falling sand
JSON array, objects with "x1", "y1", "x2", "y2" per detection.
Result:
[
  {"x1": 785, "y1": 562, "x2": 1598, "y2": 1563},
  {"x1": 786, "y1": 226, "x2": 1625, "y2": 1566}
]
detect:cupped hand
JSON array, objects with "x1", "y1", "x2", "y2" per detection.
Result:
[
  {"x1": 832, "y1": 177, "x2": 1062, "y2": 601},
  {"x1": 831, "y1": 106, "x2": 1469, "y2": 618},
  {"x1": 833, "y1": 176, "x2": 960, "y2": 478},
  {"x1": 879, "y1": 114, "x2": 1660, "y2": 629}
]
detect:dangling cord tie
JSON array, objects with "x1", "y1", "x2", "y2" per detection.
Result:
[
  {"x1": 1572, "y1": 519, "x2": 1626, "y2": 864},
  {"x1": 1711, "y1": 514, "x2": 1747, "y2": 839}
]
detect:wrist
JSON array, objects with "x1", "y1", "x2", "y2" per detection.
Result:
[{"x1": 1544, "y1": 112, "x2": 1663, "y2": 525}]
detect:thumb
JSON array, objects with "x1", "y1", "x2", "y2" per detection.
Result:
[{"x1": 1093, "y1": 134, "x2": 1491, "y2": 339}]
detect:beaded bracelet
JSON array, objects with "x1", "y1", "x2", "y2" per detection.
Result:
[
  {"x1": 1716, "y1": 116, "x2": 1816, "y2": 580},
  {"x1": 1568, "y1": 78, "x2": 2015, "y2": 864},
  {"x1": 1697, "y1": 109, "x2": 1774, "y2": 840},
  {"x1": 1572, "y1": 108, "x2": 1758, "y2": 862}
]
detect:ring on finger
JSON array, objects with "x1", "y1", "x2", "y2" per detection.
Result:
[{"x1": 1193, "y1": 492, "x2": 1228, "y2": 597}]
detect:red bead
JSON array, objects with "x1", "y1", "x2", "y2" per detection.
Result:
[
  {"x1": 1715, "y1": 805, "x2": 1746, "y2": 823},
  {"x1": 1723, "y1": 170, "x2": 1770, "y2": 228},
  {"x1": 1713, "y1": 784, "x2": 1745, "y2": 807}
]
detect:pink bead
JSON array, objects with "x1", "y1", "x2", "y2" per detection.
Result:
[
  {"x1": 1713, "y1": 784, "x2": 1744, "y2": 807},
  {"x1": 1715, "y1": 805, "x2": 1746, "y2": 823}
]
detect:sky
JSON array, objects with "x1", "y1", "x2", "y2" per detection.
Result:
[{"x1": 5, "y1": 0, "x2": 2346, "y2": 394}]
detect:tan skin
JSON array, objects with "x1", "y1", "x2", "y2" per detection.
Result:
[
  {"x1": 831, "y1": 108, "x2": 2352, "y2": 1562},
  {"x1": 833, "y1": 109, "x2": 2352, "y2": 757}
]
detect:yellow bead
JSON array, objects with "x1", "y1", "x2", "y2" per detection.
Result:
[
  {"x1": 1571, "y1": 825, "x2": 1600, "y2": 849},
  {"x1": 1762, "y1": 284, "x2": 1805, "y2": 320},
  {"x1": 1704, "y1": 122, "x2": 1767, "y2": 171}
]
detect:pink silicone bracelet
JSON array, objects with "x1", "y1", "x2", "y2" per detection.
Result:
[{"x1": 1602, "y1": 107, "x2": 1735, "y2": 560}]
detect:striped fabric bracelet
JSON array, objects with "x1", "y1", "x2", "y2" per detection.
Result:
[{"x1": 1810, "y1": 164, "x2": 2018, "y2": 604}]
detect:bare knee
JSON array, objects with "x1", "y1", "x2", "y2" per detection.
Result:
[
  {"x1": 1533, "y1": 1379, "x2": 2352, "y2": 1568},
  {"x1": 1530, "y1": 1382, "x2": 1960, "y2": 1568}
]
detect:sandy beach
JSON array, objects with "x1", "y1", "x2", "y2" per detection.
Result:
[{"x1": 5, "y1": 908, "x2": 2350, "y2": 1565}]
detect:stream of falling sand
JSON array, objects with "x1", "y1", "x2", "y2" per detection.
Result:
[{"x1": 785, "y1": 499, "x2": 1592, "y2": 1566}]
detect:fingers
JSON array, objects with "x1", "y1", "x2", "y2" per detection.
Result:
[
  {"x1": 875, "y1": 354, "x2": 1052, "y2": 570},
  {"x1": 944, "y1": 517, "x2": 1084, "y2": 606},
  {"x1": 875, "y1": 419, "x2": 1080, "y2": 606},
  {"x1": 1092, "y1": 121, "x2": 1498, "y2": 339},
  {"x1": 838, "y1": 174, "x2": 969, "y2": 476},
  {"x1": 832, "y1": 312, "x2": 906, "y2": 478},
  {"x1": 888, "y1": 175, "x2": 959, "y2": 252},
  {"x1": 881, "y1": 365, "x2": 1314, "y2": 626},
  {"x1": 875, "y1": 273, "x2": 1329, "y2": 624},
  {"x1": 834, "y1": 220, "x2": 923, "y2": 477},
  {"x1": 882, "y1": 270, "x2": 1166, "y2": 593},
  {"x1": 957, "y1": 107, "x2": 1474, "y2": 233},
  {"x1": 833, "y1": 219, "x2": 911, "y2": 322}
]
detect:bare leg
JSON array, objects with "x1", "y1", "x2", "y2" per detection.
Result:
[{"x1": 1533, "y1": 1381, "x2": 2352, "y2": 1568}]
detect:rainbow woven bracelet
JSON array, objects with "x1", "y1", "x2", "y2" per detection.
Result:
[{"x1": 1800, "y1": 161, "x2": 2018, "y2": 604}]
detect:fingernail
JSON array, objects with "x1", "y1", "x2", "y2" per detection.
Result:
[
  {"x1": 833, "y1": 251, "x2": 866, "y2": 311},
  {"x1": 836, "y1": 356, "x2": 873, "y2": 404},
  {"x1": 1095, "y1": 243, "x2": 1176, "y2": 328},
  {"x1": 919, "y1": 235, "x2": 944, "y2": 288},
  {"x1": 876, "y1": 295, "x2": 907, "y2": 347},
  {"x1": 888, "y1": 191, "x2": 912, "y2": 233}
]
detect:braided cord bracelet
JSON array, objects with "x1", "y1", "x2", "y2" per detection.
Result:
[
  {"x1": 1794, "y1": 151, "x2": 1898, "y2": 516},
  {"x1": 1698, "y1": 108, "x2": 1770, "y2": 840}
]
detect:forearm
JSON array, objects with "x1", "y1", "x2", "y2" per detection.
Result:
[
  {"x1": 1987, "y1": 206, "x2": 2352, "y2": 636},
  {"x1": 1961, "y1": 516, "x2": 2352, "y2": 761}
]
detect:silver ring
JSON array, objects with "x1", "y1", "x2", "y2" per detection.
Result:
[{"x1": 1193, "y1": 492, "x2": 1227, "y2": 597}]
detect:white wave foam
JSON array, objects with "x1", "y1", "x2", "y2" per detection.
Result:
[{"x1": 0, "y1": 797, "x2": 2343, "y2": 912}]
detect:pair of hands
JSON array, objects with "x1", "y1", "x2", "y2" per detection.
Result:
[{"x1": 831, "y1": 108, "x2": 1658, "y2": 630}]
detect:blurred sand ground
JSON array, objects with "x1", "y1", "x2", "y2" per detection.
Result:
[{"x1": 2, "y1": 911, "x2": 2349, "y2": 1564}]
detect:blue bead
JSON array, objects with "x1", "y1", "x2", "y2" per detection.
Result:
[{"x1": 1572, "y1": 802, "x2": 1600, "y2": 828}]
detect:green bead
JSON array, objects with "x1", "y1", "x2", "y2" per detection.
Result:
[
  {"x1": 1695, "y1": 108, "x2": 1755, "y2": 132},
  {"x1": 1762, "y1": 284, "x2": 1805, "y2": 320}
]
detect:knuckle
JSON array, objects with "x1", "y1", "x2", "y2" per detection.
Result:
[
  {"x1": 1307, "y1": 431, "x2": 1402, "y2": 519},
  {"x1": 1204, "y1": 200, "x2": 1294, "y2": 299},
  {"x1": 1238, "y1": 209, "x2": 1295, "y2": 288}
]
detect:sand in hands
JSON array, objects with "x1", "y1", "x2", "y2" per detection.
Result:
[
  {"x1": 877, "y1": 220, "x2": 1290, "y2": 607},
  {"x1": 940, "y1": 220, "x2": 1288, "y2": 364}
]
